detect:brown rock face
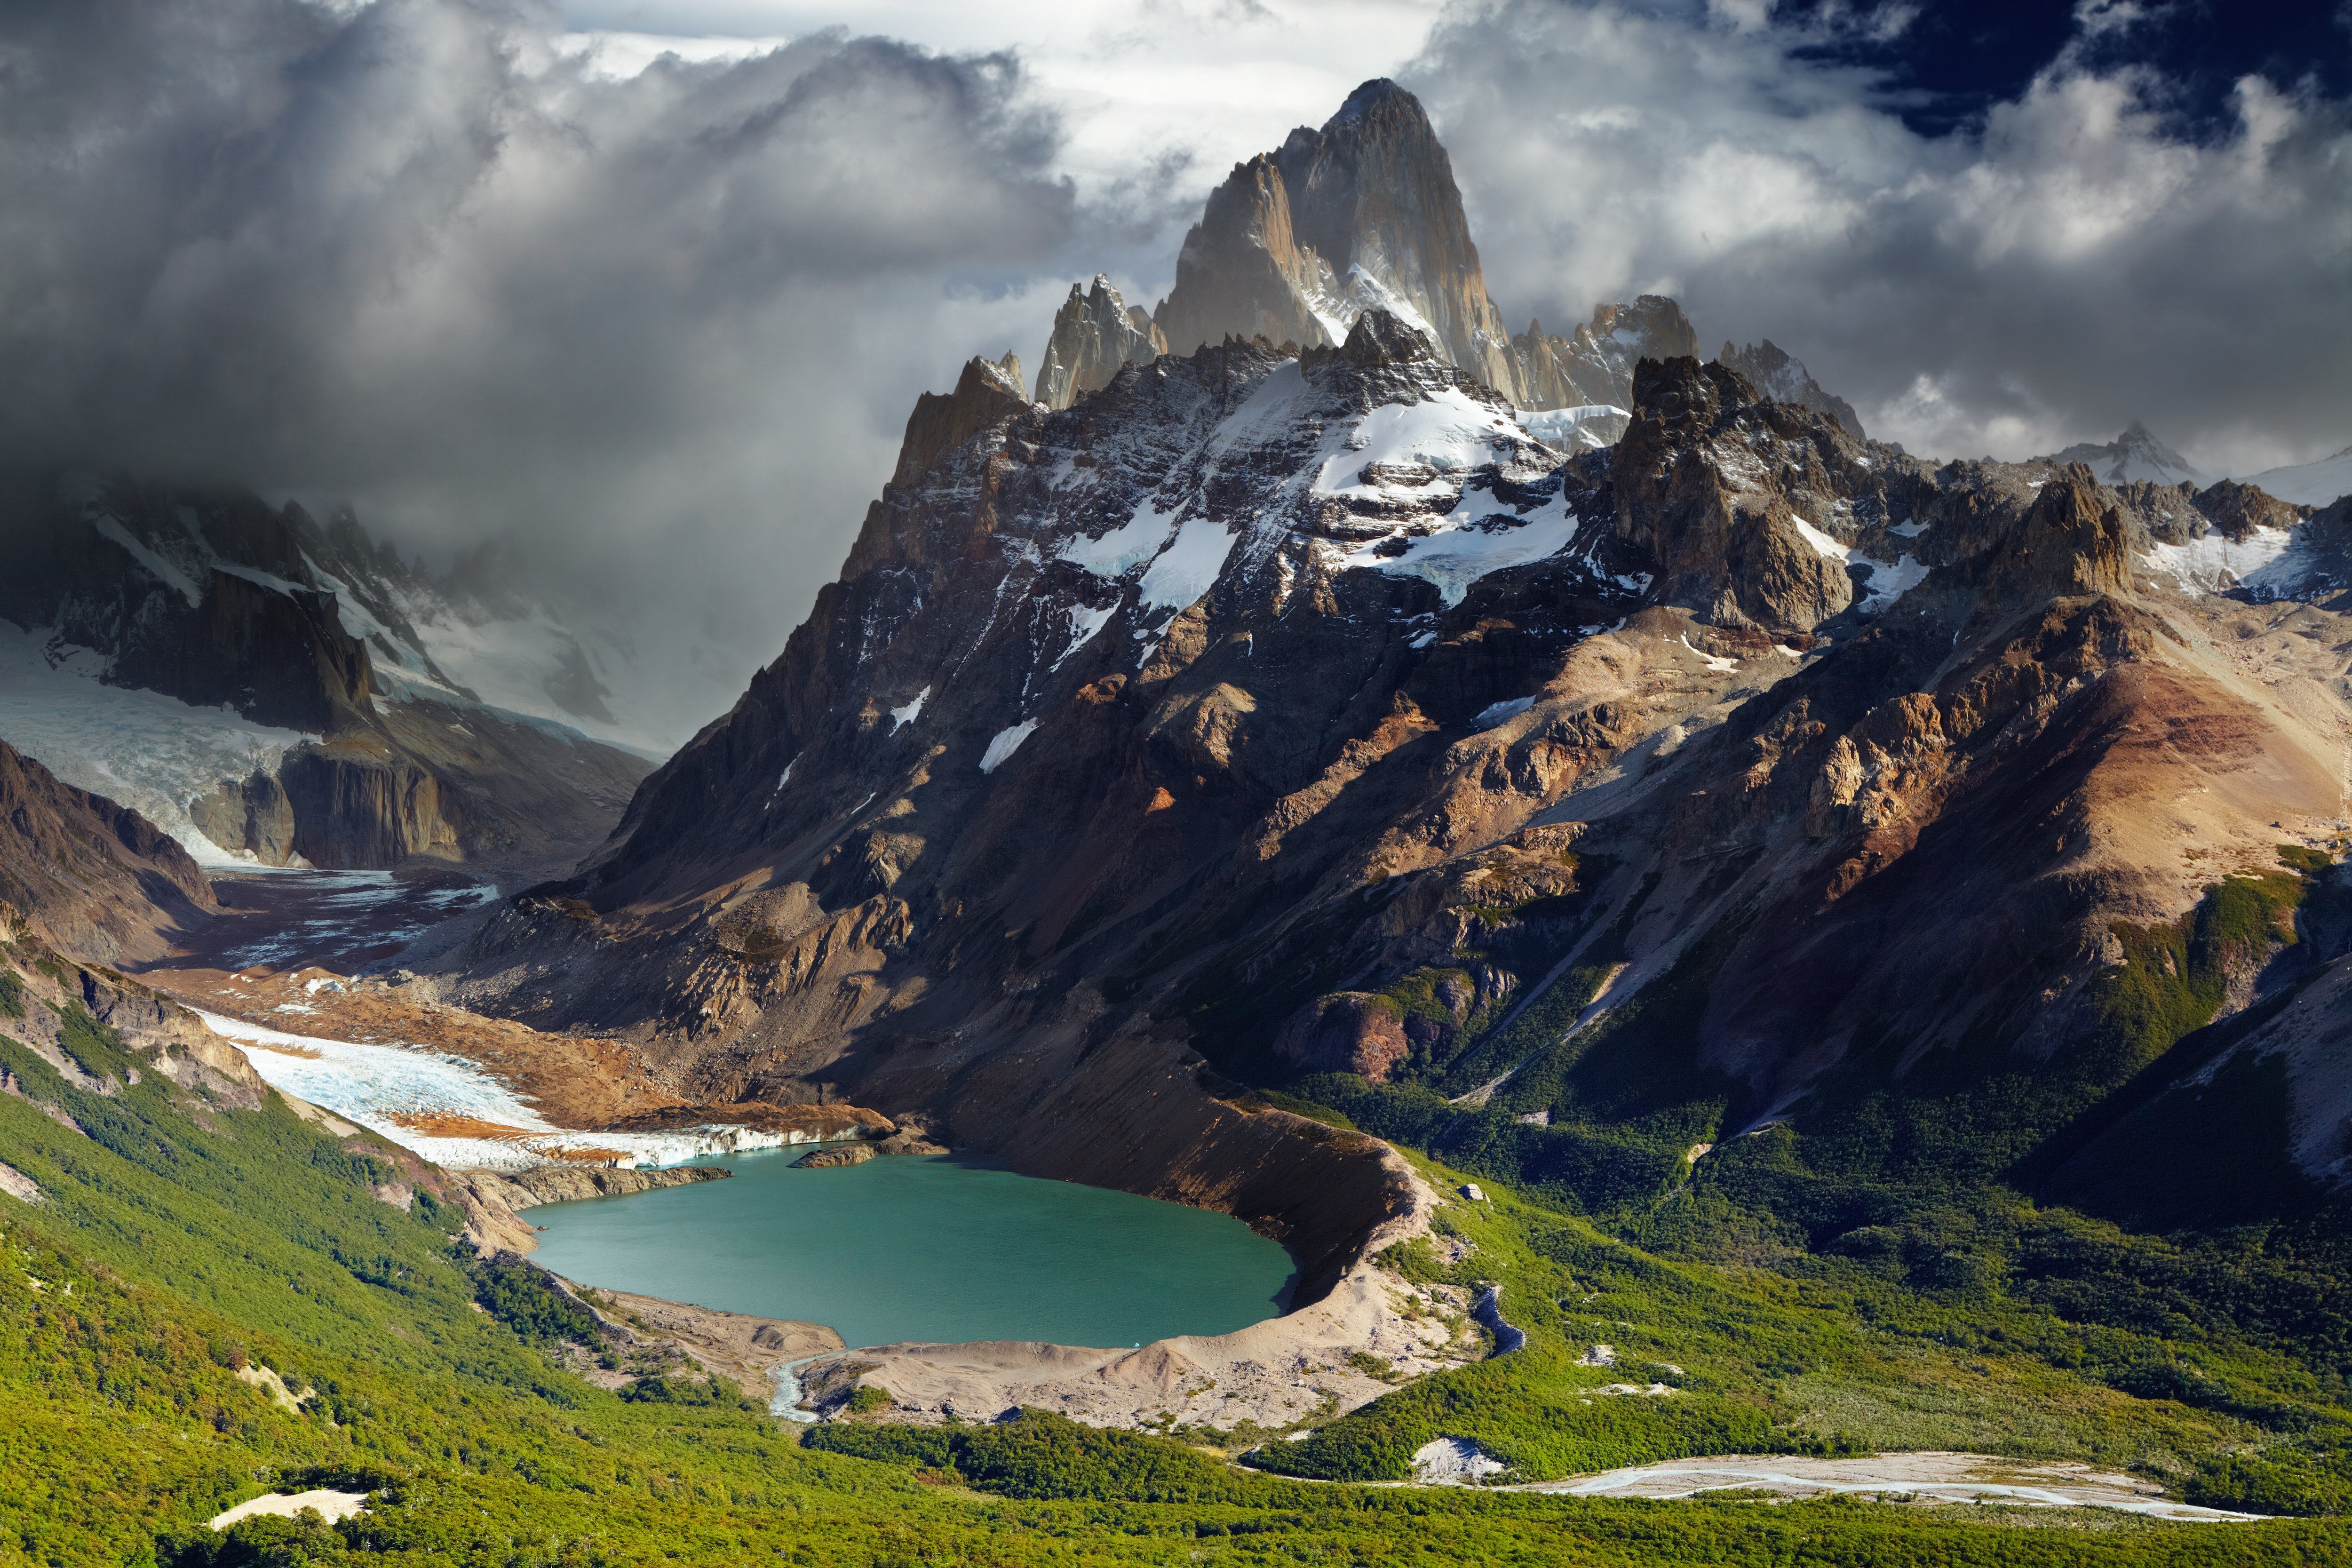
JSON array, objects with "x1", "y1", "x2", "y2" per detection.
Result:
[
  {"x1": 1274, "y1": 993, "x2": 1410, "y2": 1081},
  {"x1": 1034, "y1": 276, "x2": 1168, "y2": 410},
  {"x1": 2192, "y1": 478, "x2": 2304, "y2": 540},
  {"x1": 892, "y1": 354, "x2": 1032, "y2": 486},
  {"x1": 1153, "y1": 81, "x2": 1519, "y2": 398},
  {"x1": 1610, "y1": 357, "x2": 1871, "y2": 631},
  {"x1": 0, "y1": 738, "x2": 215, "y2": 963},
  {"x1": 1154, "y1": 154, "x2": 1338, "y2": 358}
]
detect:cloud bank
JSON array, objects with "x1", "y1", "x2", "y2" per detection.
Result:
[
  {"x1": 1404, "y1": 0, "x2": 2352, "y2": 471},
  {"x1": 0, "y1": 0, "x2": 2343, "y2": 748},
  {"x1": 0, "y1": 0, "x2": 1090, "y2": 745}
]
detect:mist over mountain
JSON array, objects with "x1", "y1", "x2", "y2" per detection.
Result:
[
  {"x1": 3, "y1": 14, "x2": 2352, "y2": 1559},
  {"x1": 0, "y1": 0, "x2": 2340, "y2": 753}
]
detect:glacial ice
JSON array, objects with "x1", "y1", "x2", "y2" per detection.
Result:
[
  {"x1": 0, "y1": 621, "x2": 312, "y2": 868},
  {"x1": 198, "y1": 1009, "x2": 799, "y2": 1171}
]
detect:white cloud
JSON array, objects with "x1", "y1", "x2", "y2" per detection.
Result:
[{"x1": 1404, "y1": 1, "x2": 2352, "y2": 473}]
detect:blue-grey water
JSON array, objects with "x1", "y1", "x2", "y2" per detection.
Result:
[{"x1": 528, "y1": 1147, "x2": 1297, "y2": 1350}]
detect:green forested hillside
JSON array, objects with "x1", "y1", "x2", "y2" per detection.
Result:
[{"x1": 4, "y1": 942, "x2": 2351, "y2": 1565}]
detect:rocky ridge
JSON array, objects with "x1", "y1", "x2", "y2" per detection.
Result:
[
  {"x1": 0, "y1": 743, "x2": 215, "y2": 964},
  {"x1": 0, "y1": 478, "x2": 653, "y2": 870},
  {"x1": 1030, "y1": 82, "x2": 1806, "y2": 435}
]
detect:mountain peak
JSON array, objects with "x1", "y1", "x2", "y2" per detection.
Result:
[
  {"x1": 2040, "y1": 421, "x2": 2211, "y2": 489},
  {"x1": 1325, "y1": 77, "x2": 1422, "y2": 130}
]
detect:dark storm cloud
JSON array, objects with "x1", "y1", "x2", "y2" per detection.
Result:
[
  {"x1": 0, "y1": 0, "x2": 1081, "y2": 737},
  {"x1": 1404, "y1": 0, "x2": 2352, "y2": 470}
]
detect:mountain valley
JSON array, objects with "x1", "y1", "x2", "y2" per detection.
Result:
[{"x1": 2, "y1": 67, "x2": 2351, "y2": 1568}]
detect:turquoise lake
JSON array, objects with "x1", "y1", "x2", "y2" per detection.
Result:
[{"x1": 527, "y1": 1147, "x2": 1298, "y2": 1350}]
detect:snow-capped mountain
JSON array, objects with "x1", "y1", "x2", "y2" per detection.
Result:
[
  {"x1": 2039, "y1": 421, "x2": 2214, "y2": 488},
  {"x1": 0, "y1": 478, "x2": 652, "y2": 869},
  {"x1": 2241, "y1": 442, "x2": 2352, "y2": 508}
]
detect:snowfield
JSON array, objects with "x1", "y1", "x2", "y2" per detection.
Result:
[
  {"x1": 2143, "y1": 526, "x2": 2298, "y2": 595},
  {"x1": 0, "y1": 621, "x2": 313, "y2": 868},
  {"x1": 198, "y1": 1009, "x2": 806, "y2": 1171}
]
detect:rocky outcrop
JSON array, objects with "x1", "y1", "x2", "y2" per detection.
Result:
[
  {"x1": 1274, "y1": 994, "x2": 1410, "y2": 1081},
  {"x1": 1716, "y1": 339, "x2": 1863, "y2": 439},
  {"x1": 1034, "y1": 278, "x2": 1165, "y2": 410},
  {"x1": 1512, "y1": 296, "x2": 1699, "y2": 412},
  {"x1": 1152, "y1": 81, "x2": 1519, "y2": 398},
  {"x1": 464, "y1": 1164, "x2": 731, "y2": 1209},
  {"x1": 0, "y1": 478, "x2": 654, "y2": 871},
  {"x1": 791, "y1": 1144, "x2": 873, "y2": 1168},
  {"x1": 1609, "y1": 357, "x2": 1877, "y2": 630},
  {"x1": 0, "y1": 742, "x2": 215, "y2": 964},
  {"x1": 893, "y1": 354, "x2": 1032, "y2": 486}
]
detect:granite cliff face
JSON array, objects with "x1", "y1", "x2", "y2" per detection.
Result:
[
  {"x1": 0, "y1": 478, "x2": 652, "y2": 870},
  {"x1": 1035, "y1": 279, "x2": 1164, "y2": 411},
  {"x1": 445, "y1": 271, "x2": 2348, "y2": 1290}
]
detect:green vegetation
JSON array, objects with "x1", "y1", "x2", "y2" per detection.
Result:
[{"x1": 5, "y1": 844, "x2": 2352, "y2": 1564}]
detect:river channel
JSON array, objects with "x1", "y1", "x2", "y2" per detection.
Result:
[{"x1": 528, "y1": 1144, "x2": 1299, "y2": 1351}]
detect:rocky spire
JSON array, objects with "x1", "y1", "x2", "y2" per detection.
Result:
[
  {"x1": 1152, "y1": 80, "x2": 1522, "y2": 399},
  {"x1": 1151, "y1": 156, "x2": 1337, "y2": 362},
  {"x1": 1033, "y1": 276, "x2": 1169, "y2": 411},
  {"x1": 1716, "y1": 338, "x2": 1865, "y2": 439}
]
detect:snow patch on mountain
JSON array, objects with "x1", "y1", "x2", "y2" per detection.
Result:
[
  {"x1": 980, "y1": 719, "x2": 1039, "y2": 773},
  {"x1": 1051, "y1": 604, "x2": 1119, "y2": 671},
  {"x1": 890, "y1": 687, "x2": 931, "y2": 731},
  {"x1": 2241, "y1": 444, "x2": 2352, "y2": 508},
  {"x1": 0, "y1": 621, "x2": 311, "y2": 868},
  {"x1": 1518, "y1": 404, "x2": 1629, "y2": 454},
  {"x1": 1314, "y1": 389, "x2": 1526, "y2": 498},
  {"x1": 1790, "y1": 515, "x2": 1925, "y2": 617},
  {"x1": 1854, "y1": 555, "x2": 1928, "y2": 615},
  {"x1": 1338, "y1": 492, "x2": 1584, "y2": 606},
  {"x1": 198, "y1": 1009, "x2": 800, "y2": 1171},
  {"x1": 90, "y1": 515, "x2": 204, "y2": 607},
  {"x1": 1138, "y1": 517, "x2": 1241, "y2": 612}
]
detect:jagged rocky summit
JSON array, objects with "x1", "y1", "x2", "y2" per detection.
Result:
[
  {"x1": 0, "y1": 478, "x2": 652, "y2": 870},
  {"x1": 1020, "y1": 78, "x2": 1843, "y2": 448},
  {"x1": 445, "y1": 283, "x2": 2349, "y2": 1281},
  {"x1": 2039, "y1": 420, "x2": 2213, "y2": 489}
]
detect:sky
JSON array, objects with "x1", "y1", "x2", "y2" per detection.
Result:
[{"x1": 0, "y1": 0, "x2": 2344, "y2": 751}]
